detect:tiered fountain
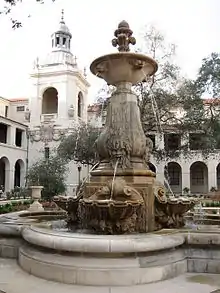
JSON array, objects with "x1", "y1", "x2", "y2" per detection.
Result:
[
  {"x1": 0, "y1": 21, "x2": 203, "y2": 287},
  {"x1": 54, "y1": 20, "x2": 197, "y2": 233}
]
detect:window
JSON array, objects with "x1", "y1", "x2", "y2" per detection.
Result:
[
  {"x1": 63, "y1": 37, "x2": 66, "y2": 45},
  {"x1": 5, "y1": 106, "x2": 8, "y2": 117},
  {"x1": 192, "y1": 168, "x2": 204, "y2": 185},
  {"x1": 189, "y1": 133, "x2": 207, "y2": 150},
  {"x1": 16, "y1": 106, "x2": 25, "y2": 112},
  {"x1": 168, "y1": 166, "x2": 180, "y2": 185},
  {"x1": 56, "y1": 37, "x2": 60, "y2": 45},
  {"x1": 15, "y1": 128, "x2": 23, "y2": 147},
  {"x1": 0, "y1": 123, "x2": 7, "y2": 144},
  {"x1": 164, "y1": 133, "x2": 181, "y2": 151},
  {"x1": 45, "y1": 147, "x2": 50, "y2": 159}
]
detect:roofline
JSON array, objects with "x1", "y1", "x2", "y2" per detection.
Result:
[{"x1": 0, "y1": 115, "x2": 28, "y2": 128}]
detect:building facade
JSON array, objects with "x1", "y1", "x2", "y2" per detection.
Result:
[
  {"x1": 0, "y1": 12, "x2": 90, "y2": 194},
  {"x1": 88, "y1": 101, "x2": 220, "y2": 195},
  {"x1": 0, "y1": 98, "x2": 28, "y2": 193},
  {"x1": 0, "y1": 12, "x2": 219, "y2": 196}
]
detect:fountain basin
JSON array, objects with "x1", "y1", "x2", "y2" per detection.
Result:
[
  {"x1": 19, "y1": 225, "x2": 185, "y2": 286},
  {"x1": 53, "y1": 196, "x2": 80, "y2": 227},
  {"x1": 79, "y1": 199, "x2": 145, "y2": 234},
  {"x1": 90, "y1": 52, "x2": 157, "y2": 85},
  {"x1": 2, "y1": 211, "x2": 220, "y2": 286},
  {"x1": 153, "y1": 182, "x2": 198, "y2": 229}
]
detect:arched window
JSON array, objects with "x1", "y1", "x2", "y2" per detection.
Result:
[
  {"x1": 0, "y1": 156, "x2": 10, "y2": 191},
  {"x1": 190, "y1": 161, "x2": 208, "y2": 194},
  {"x1": 14, "y1": 159, "x2": 25, "y2": 188},
  {"x1": 42, "y1": 87, "x2": 58, "y2": 114},
  {"x1": 166, "y1": 162, "x2": 182, "y2": 194},
  {"x1": 217, "y1": 163, "x2": 220, "y2": 190},
  {"x1": 77, "y1": 92, "x2": 83, "y2": 118}
]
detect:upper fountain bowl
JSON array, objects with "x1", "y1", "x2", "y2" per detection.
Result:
[
  {"x1": 90, "y1": 20, "x2": 158, "y2": 86},
  {"x1": 90, "y1": 52, "x2": 158, "y2": 86}
]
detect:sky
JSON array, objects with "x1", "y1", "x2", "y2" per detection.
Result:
[{"x1": 0, "y1": 0, "x2": 219, "y2": 102}]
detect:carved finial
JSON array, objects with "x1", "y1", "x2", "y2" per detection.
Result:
[
  {"x1": 112, "y1": 20, "x2": 136, "y2": 52},
  {"x1": 61, "y1": 9, "x2": 64, "y2": 23}
]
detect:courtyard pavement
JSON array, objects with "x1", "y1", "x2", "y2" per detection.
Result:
[{"x1": 0, "y1": 258, "x2": 219, "y2": 293}]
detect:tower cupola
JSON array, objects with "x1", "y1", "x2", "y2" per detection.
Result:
[{"x1": 51, "y1": 9, "x2": 72, "y2": 52}]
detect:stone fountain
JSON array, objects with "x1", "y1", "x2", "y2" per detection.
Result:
[
  {"x1": 78, "y1": 20, "x2": 157, "y2": 234},
  {"x1": 0, "y1": 21, "x2": 204, "y2": 287},
  {"x1": 54, "y1": 20, "x2": 197, "y2": 233}
]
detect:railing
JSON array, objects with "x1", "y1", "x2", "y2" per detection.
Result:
[{"x1": 40, "y1": 113, "x2": 57, "y2": 122}]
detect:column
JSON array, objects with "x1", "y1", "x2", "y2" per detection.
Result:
[
  {"x1": 181, "y1": 133, "x2": 189, "y2": 149},
  {"x1": 20, "y1": 165, "x2": 26, "y2": 187},
  {"x1": 181, "y1": 163, "x2": 190, "y2": 193},
  {"x1": 207, "y1": 161, "x2": 217, "y2": 191},
  {"x1": 21, "y1": 130, "x2": 27, "y2": 148},
  {"x1": 156, "y1": 161, "x2": 165, "y2": 183},
  {"x1": 5, "y1": 167, "x2": 14, "y2": 192},
  {"x1": 155, "y1": 133, "x2": 164, "y2": 150},
  {"x1": 8, "y1": 126, "x2": 16, "y2": 146}
]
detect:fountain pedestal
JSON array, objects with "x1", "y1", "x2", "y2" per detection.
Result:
[{"x1": 79, "y1": 21, "x2": 158, "y2": 234}]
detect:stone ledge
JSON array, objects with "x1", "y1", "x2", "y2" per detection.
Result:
[
  {"x1": 0, "y1": 238, "x2": 22, "y2": 258},
  {"x1": 21, "y1": 226, "x2": 185, "y2": 253},
  {"x1": 19, "y1": 245, "x2": 186, "y2": 286},
  {"x1": 188, "y1": 259, "x2": 220, "y2": 274}
]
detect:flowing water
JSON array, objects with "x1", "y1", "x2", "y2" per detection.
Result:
[
  {"x1": 110, "y1": 159, "x2": 119, "y2": 200},
  {"x1": 141, "y1": 69, "x2": 175, "y2": 197}
]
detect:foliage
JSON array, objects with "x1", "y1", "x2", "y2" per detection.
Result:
[
  {"x1": 0, "y1": 199, "x2": 59, "y2": 214},
  {"x1": 57, "y1": 122, "x2": 101, "y2": 166},
  {"x1": 0, "y1": 0, "x2": 56, "y2": 29},
  {"x1": 6, "y1": 186, "x2": 31, "y2": 200},
  {"x1": 196, "y1": 53, "x2": 220, "y2": 97},
  {"x1": 27, "y1": 155, "x2": 67, "y2": 200},
  {"x1": 0, "y1": 200, "x2": 31, "y2": 214},
  {"x1": 90, "y1": 26, "x2": 220, "y2": 163},
  {"x1": 133, "y1": 26, "x2": 220, "y2": 161}
]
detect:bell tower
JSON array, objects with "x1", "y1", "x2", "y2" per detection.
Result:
[{"x1": 28, "y1": 9, "x2": 90, "y2": 128}]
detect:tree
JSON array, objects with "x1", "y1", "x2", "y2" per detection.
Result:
[
  {"x1": 132, "y1": 26, "x2": 220, "y2": 160},
  {"x1": 135, "y1": 25, "x2": 183, "y2": 133},
  {"x1": 196, "y1": 52, "x2": 220, "y2": 97},
  {"x1": 27, "y1": 155, "x2": 67, "y2": 200},
  {"x1": 57, "y1": 122, "x2": 101, "y2": 166},
  {"x1": 1, "y1": 0, "x2": 56, "y2": 29}
]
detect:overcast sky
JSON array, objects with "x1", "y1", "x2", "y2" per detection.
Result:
[{"x1": 0, "y1": 0, "x2": 219, "y2": 102}]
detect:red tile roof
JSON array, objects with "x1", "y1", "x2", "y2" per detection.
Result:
[
  {"x1": 9, "y1": 98, "x2": 28, "y2": 102},
  {"x1": 203, "y1": 98, "x2": 220, "y2": 105}
]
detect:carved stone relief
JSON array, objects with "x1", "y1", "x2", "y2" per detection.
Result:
[{"x1": 29, "y1": 123, "x2": 66, "y2": 143}]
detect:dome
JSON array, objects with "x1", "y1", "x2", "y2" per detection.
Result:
[
  {"x1": 53, "y1": 10, "x2": 72, "y2": 38},
  {"x1": 118, "y1": 20, "x2": 130, "y2": 29},
  {"x1": 55, "y1": 20, "x2": 72, "y2": 37}
]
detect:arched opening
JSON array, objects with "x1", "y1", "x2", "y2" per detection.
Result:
[
  {"x1": 149, "y1": 162, "x2": 156, "y2": 173},
  {"x1": 190, "y1": 161, "x2": 208, "y2": 194},
  {"x1": 77, "y1": 91, "x2": 83, "y2": 118},
  {"x1": 0, "y1": 156, "x2": 9, "y2": 192},
  {"x1": 216, "y1": 163, "x2": 220, "y2": 190},
  {"x1": 42, "y1": 87, "x2": 58, "y2": 114},
  {"x1": 166, "y1": 162, "x2": 182, "y2": 194},
  {"x1": 14, "y1": 159, "x2": 25, "y2": 188}
]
